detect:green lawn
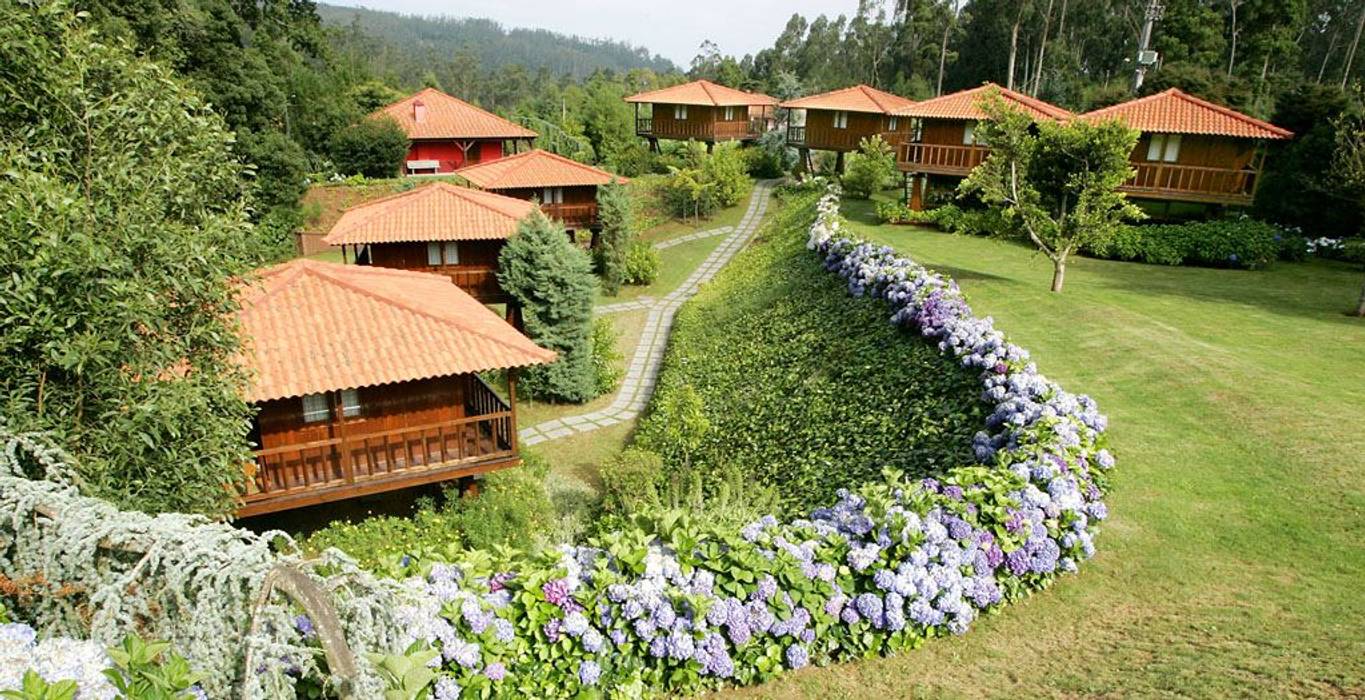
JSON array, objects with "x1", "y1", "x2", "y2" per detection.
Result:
[{"x1": 723, "y1": 204, "x2": 1365, "y2": 697}]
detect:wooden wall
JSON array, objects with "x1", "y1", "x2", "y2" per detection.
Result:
[
  {"x1": 495, "y1": 185, "x2": 598, "y2": 204},
  {"x1": 1130, "y1": 133, "x2": 1256, "y2": 170},
  {"x1": 802, "y1": 109, "x2": 911, "y2": 151},
  {"x1": 368, "y1": 239, "x2": 503, "y2": 269},
  {"x1": 918, "y1": 119, "x2": 971, "y2": 146},
  {"x1": 253, "y1": 375, "x2": 468, "y2": 452}
]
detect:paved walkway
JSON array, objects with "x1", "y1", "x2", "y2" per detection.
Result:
[{"x1": 520, "y1": 182, "x2": 773, "y2": 446}]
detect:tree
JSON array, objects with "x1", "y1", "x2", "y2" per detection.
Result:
[
  {"x1": 842, "y1": 135, "x2": 898, "y2": 198},
  {"x1": 0, "y1": 1, "x2": 268, "y2": 516},
  {"x1": 497, "y1": 212, "x2": 598, "y2": 402},
  {"x1": 961, "y1": 95, "x2": 1143, "y2": 292},
  {"x1": 330, "y1": 116, "x2": 409, "y2": 178},
  {"x1": 595, "y1": 180, "x2": 634, "y2": 296},
  {"x1": 1326, "y1": 112, "x2": 1365, "y2": 315}
]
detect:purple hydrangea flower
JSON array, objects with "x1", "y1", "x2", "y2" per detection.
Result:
[
  {"x1": 785, "y1": 643, "x2": 809, "y2": 669},
  {"x1": 578, "y1": 660, "x2": 601, "y2": 686},
  {"x1": 542, "y1": 578, "x2": 571, "y2": 607},
  {"x1": 484, "y1": 662, "x2": 506, "y2": 681}
]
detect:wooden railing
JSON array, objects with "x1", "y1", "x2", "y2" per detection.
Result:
[
  {"x1": 789, "y1": 127, "x2": 909, "y2": 152},
  {"x1": 636, "y1": 117, "x2": 653, "y2": 135},
  {"x1": 542, "y1": 202, "x2": 599, "y2": 228},
  {"x1": 638, "y1": 119, "x2": 763, "y2": 142},
  {"x1": 1119, "y1": 162, "x2": 1258, "y2": 204},
  {"x1": 787, "y1": 126, "x2": 807, "y2": 145},
  {"x1": 897, "y1": 142, "x2": 991, "y2": 174},
  {"x1": 397, "y1": 265, "x2": 503, "y2": 302},
  {"x1": 244, "y1": 379, "x2": 515, "y2": 509}
]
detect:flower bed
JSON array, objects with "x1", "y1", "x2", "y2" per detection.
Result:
[
  {"x1": 368, "y1": 183, "x2": 1114, "y2": 697},
  {"x1": 3, "y1": 184, "x2": 1114, "y2": 698}
]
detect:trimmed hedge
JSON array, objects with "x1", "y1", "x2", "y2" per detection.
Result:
[{"x1": 635, "y1": 190, "x2": 986, "y2": 510}]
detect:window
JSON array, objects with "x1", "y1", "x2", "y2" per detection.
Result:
[
  {"x1": 340, "y1": 389, "x2": 361, "y2": 418},
  {"x1": 888, "y1": 116, "x2": 899, "y2": 131},
  {"x1": 1145, "y1": 133, "x2": 1181, "y2": 162},
  {"x1": 724, "y1": 106, "x2": 737, "y2": 121},
  {"x1": 542, "y1": 187, "x2": 563, "y2": 204},
  {"x1": 301, "y1": 393, "x2": 329, "y2": 423},
  {"x1": 833, "y1": 111, "x2": 849, "y2": 129},
  {"x1": 427, "y1": 242, "x2": 459, "y2": 265},
  {"x1": 674, "y1": 104, "x2": 688, "y2": 120},
  {"x1": 963, "y1": 122, "x2": 978, "y2": 145}
]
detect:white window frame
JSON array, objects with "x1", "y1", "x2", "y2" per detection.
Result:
[
  {"x1": 963, "y1": 122, "x2": 978, "y2": 145},
  {"x1": 674, "y1": 104, "x2": 688, "y2": 120},
  {"x1": 427, "y1": 241, "x2": 459, "y2": 265},
  {"x1": 301, "y1": 393, "x2": 329, "y2": 423},
  {"x1": 542, "y1": 187, "x2": 563, "y2": 204},
  {"x1": 833, "y1": 111, "x2": 849, "y2": 129},
  {"x1": 340, "y1": 388, "x2": 361, "y2": 418},
  {"x1": 888, "y1": 116, "x2": 899, "y2": 131},
  {"x1": 1146, "y1": 133, "x2": 1181, "y2": 162}
]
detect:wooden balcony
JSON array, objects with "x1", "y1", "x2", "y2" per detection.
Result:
[
  {"x1": 897, "y1": 142, "x2": 991, "y2": 175},
  {"x1": 790, "y1": 127, "x2": 908, "y2": 152},
  {"x1": 636, "y1": 118, "x2": 764, "y2": 142},
  {"x1": 542, "y1": 202, "x2": 599, "y2": 229},
  {"x1": 1118, "y1": 162, "x2": 1259, "y2": 205},
  {"x1": 239, "y1": 377, "x2": 518, "y2": 517},
  {"x1": 398, "y1": 265, "x2": 505, "y2": 303}
]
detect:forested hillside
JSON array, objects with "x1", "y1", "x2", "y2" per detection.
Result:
[{"x1": 318, "y1": 3, "x2": 676, "y2": 89}]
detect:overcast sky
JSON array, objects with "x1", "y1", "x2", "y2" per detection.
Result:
[{"x1": 326, "y1": 0, "x2": 862, "y2": 67}]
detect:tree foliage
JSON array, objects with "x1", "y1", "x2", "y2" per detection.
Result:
[
  {"x1": 330, "y1": 117, "x2": 410, "y2": 178},
  {"x1": 841, "y1": 135, "x2": 898, "y2": 199},
  {"x1": 961, "y1": 95, "x2": 1143, "y2": 292},
  {"x1": 497, "y1": 213, "x2": 598, "y2": 402},
  {"x1": 594, "y1": 180, "x2": 634, "y2": 295},
  {"x1": 0, "y1": 1, "x2": 269, "y2": 516}
]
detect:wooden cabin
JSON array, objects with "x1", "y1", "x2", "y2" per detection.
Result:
[
  {"x1": 892, "y1": 83, "x2": 1073, "y2": 210},
  {"x1": 374, "y1": 88, "x2": 538, "y2": 175},
  {"x1": 235, "y1": 260, "x2": 555, "y2": 517},
  {"x1": 1079, "y1": 88, "x2": 1292, "y2": 209},
  {"x1": 455, "y1": 149, "x2": 628, "y2": 233},
  {"x1": 624, "y1": 80, "x2": 778, "y2": 151},
  {"x1": 779, "y1": 84, "x2": 916, "y2": 173},
  {"x1": 322, "y1": 182, "x2": 536, "y2": 305}
]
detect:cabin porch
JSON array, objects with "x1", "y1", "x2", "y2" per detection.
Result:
[
  {"x1": 239, "y1": 374, "x2": 520, "y2": 517},
  {"x1": 634, "y1": 103, "x2": 771, "y2": 144},
  {"x1": 344, "y1": 240, "x2": 509, "y2": 304}
]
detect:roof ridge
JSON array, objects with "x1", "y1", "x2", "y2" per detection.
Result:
[
  {"x1": 1166, "y1": 88, "x2": 1292, "y2": 136},
  {"x1": 330, "y1": 184, "x2": 451, "y2": 240}
]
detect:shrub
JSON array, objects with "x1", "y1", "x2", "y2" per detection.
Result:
[
  {"x1": 841, "y1": 136, "x2": 897, "y2": 199},
  {"x1": 634, "y1": 189, "x2": 986, "y2": 510},
  {"x1": 622, "y1": 239, "x2": 661, "y2": 285},
  {"x1": 589, "y1": 317, "x2": 624, "y2": 397},
  {"x1": 746, "y1": 129, "x2": 796, "y2": 178},
  {"x1": 451, "y1": 455, "x2": 556, "y2": 551},
  {"x1": 594, "y1": 180, "x2": 634, "y2": 296},
  {"x1": 330, "y1": 116, "x2": 408, "y2": 179},
  {"x1": 659, "y1": 143, "x2": 751, "y2": 219},
  {"x1": 1083, "y1": 219, "x2": 1285, "y2": 269},
  {"x1": 498, "y1": 212, "x2": 597, "y2": 402},
  {"x1": 599, "y1": 448, "x2": 665, "y2": 515}
]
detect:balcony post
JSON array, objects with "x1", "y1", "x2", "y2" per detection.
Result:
[{"x1": 508, "y1": 368, "x2": 519, "y2": 453}]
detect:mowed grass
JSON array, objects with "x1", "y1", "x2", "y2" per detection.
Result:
[{"x1": 721, "y1": 199, "x2": 1365, "y2": 698}]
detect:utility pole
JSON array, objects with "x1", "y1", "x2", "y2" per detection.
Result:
[{"x1": 1133, "y1": 1, "x2": 1165, "y2": 93}]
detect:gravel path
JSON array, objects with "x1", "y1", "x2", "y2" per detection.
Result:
[{"x1": 520, "y1": 181, "x2": 773, "y2": 446}]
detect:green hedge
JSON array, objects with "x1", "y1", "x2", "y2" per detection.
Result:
[{"x1": 634, "y1": 191, "x2": 986, "y2": 511}]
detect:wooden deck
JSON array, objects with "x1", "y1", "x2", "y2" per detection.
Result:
[
  {"x1": 542, "y1": 202, "x2": 599, "y2": 229},
  {"x1": 239, "y1": 378, "x2": 518, "y2": 517},
  {"x1": 636, "y1": 118, "x2": 765, "y2": 142},
  {"x1": 789, "y1": 126, "x2": 905, "y2": 152},
  {"x1": 896, "y1": 142, "x2": 990, "y2": 176}
]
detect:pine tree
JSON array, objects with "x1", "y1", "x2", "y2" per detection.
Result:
[
  {"x1": 497, "y1": 212, "x2": 598, "y2": 401},
  {"x1": 594, "y1": 180, "x2": 634, "y2": 296}
]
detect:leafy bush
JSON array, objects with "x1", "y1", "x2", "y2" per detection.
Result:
[
  {"x1": 498, "y1": 212, "x2": 597, "y2": 402},
  {"x1": 589, "y1": 317, "x2": 624, "y2": 396},
  {"x1": 1, "y1": 630, "x2": 200, "y2": 699},
  {"x1": 622, "y1": 239, "x2": 661, "y2": 285},
  {"x1": 1083, "y1": 218, "x2": 1285, "y2": 269},
  {"x1": 599, "y1": 448, "x2": 665, "y2": 515},
  {"x1": 634, "y1": 189, "x2": 986, "y2": 510},
  {"x1": 302, "y1": 452, "x2": 557, "y2": 569},
  {"x1": 330, "y1": 116, "x2": 409, "y2": 179},
  {"x1": 745, "y1": 129, "x2": 796, "y2": 178},
  {"x1": 659, "y1": 143, "x2": 752, "y2": 219},
  {"x1": 841, "y1": 136, "x2": 897, "y2": 199}
]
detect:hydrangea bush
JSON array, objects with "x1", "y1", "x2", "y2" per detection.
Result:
[{"x1": 369, "y1": 182, "x2": 1115, "y2": 697}]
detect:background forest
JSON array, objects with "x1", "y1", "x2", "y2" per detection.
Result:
[{"x1": 76, "y1": 0, "x2": 1365, "y2": 240}]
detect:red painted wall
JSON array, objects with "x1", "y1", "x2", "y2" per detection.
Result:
[{"x1": 405, "y1": 139, "x2": 507, "y2": 174}]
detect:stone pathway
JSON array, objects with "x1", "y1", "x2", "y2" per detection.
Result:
[{"x1": 520, "y1": 182, "x2": 773, "y2": 446}]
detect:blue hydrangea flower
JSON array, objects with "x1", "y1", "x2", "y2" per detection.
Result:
[
  {"x1": 578, "y1": 660, "x2": 601, "y2": 686},
  {"x1": 785, "y1": 643, "x2": 809, "y2": 670}
]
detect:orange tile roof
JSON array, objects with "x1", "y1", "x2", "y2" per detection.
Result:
[
  {"x1": 624, "y1": 79, "x2": 778, "y2": 107},
  {"x1": 779, "y1": 84, "x2": 916, "y2": 114},
  {"x1": 892, "y1": 83, "x2": 1073, "y2": 122},
  {"x1": 374, "y1": 87, "x2": 538, "y2": 140},
  {"x1": 324, "y1": 182, "x2": 536, "y2": 246},
  {"x1": 1079, "y1": 88, "x2": 1292, "y2": 139},
  {"x1": 456, "y1": 149, "x2": 628, "y2": 190},
  {"x1": 237, "y1": 260, "x2": 554, "y2": 402}
]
